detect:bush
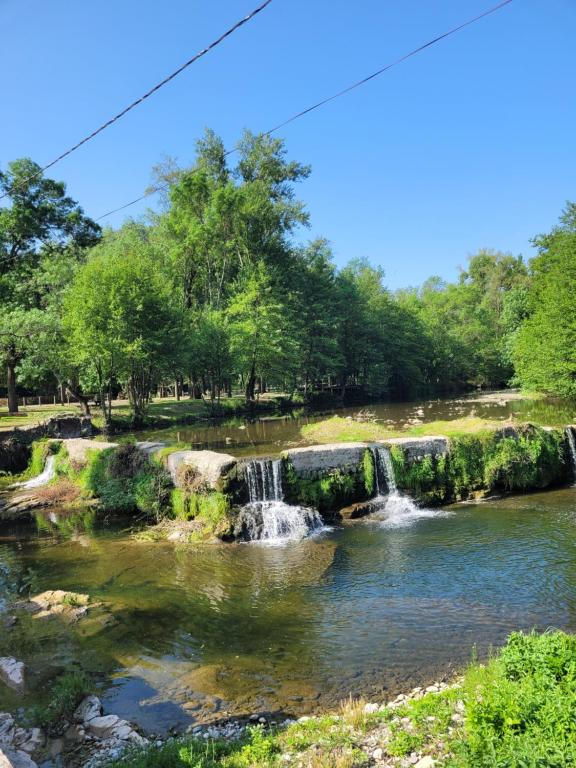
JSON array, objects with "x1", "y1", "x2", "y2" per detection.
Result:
[{"x1": 82, "y1": 444, "x2": 173, "y2": 518}]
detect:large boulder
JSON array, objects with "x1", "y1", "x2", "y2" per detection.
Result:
[
  {"x1": 283, "y1": 443, "x2": 369, "y2": 478},
  {"x1": 60, "y1": 439, "x2": 118, "y2": 466},
  {"x1": 166, "y1": 450, "x2": 237, "y2": 490}
]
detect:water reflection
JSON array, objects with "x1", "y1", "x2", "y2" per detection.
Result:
[
  {"x1": 127, "y1": 392, "x2": 576, "y2": 458},
  {"x1": 2, "y1": 486, "x2": 576, "y2": 733}
]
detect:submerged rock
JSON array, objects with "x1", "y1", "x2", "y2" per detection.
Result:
[
  {"x1": 0, "y1": 659, "x2": 24, "y2": 693},
  {"x1": 24, "y1": 590, "x2": 90, "y2": 623}
]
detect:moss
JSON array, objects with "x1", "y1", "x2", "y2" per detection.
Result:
[
  {"x1": 390, "y1": 446, "x2": 450, "y2": 505},
  {"x1": 483, "y1": 425, "x2": 566, "y2": 492},
  {"x1": 362, "y1": 448, "x2": 375, "y2": 497},
  {"x1": 282, "y1": 457, "x2": 370, "y2": 512},
  {"x1": 65, "y1": 444, "x2": 173, "y2": 518}
]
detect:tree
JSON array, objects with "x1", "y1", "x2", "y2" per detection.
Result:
[
  {"x1": 513, "y1": 203, "x2": 576, "y2": 395},
  {"x1": 227, "y1": 263, "x2": 299, "y2": 404},
  {"x1": 0, "y1": 158, "x2": 100, "y2": 411},
  {"x1": 63, "y1": 224, "x2": 181, "y2": 428}
]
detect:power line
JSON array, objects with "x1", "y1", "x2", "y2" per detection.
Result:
[
  {"x1": 0, "y1": 0, "x2": 273, "y2": 201},
  {"x1": 95, "y1": 0, "x2": 514, "y2": 222}
]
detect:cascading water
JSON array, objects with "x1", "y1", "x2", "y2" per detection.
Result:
[
  {"x1": 12, "y1": 454, "x2": 56, "y2": 490},
  {"x1": 371, "y1": 446, "x2": 447, "y2": 528},
  {"x1": 239, "y1": 459, "x2": 324, "y2": 544},
  {"x1": 565, "y1": 427, "x2": 576, "y2": 485}
]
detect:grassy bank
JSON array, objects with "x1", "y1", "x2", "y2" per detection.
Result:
[
  {"x1": 107, "y1": 630, "x2": 576, "y2": 768},
  {"x1": 301, "y1": 415, "x2": 512, "y2": 444},
  {"x1": 0, "y1": 395, "x2": 286, "y2": 434}
]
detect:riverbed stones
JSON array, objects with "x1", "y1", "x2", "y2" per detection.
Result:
[
  {"x1": 23, "y1": 590, "x2": 89, "y2": 623},
  {"x1": 0, "y1": 660, "x2": 24, "y2": 693},
  {"x1": 167, "y1": 450, "x2": 237, "y2": 490},
  {"x1": 73, "y1": 696, "x2": 102, "y2": 723},
  {"x1": 0, "y1": 747, "x2": 37, "y2": 768}
]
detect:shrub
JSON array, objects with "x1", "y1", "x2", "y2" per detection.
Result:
[{"x1": 82, "y1": 444, "x2": 173, "y2": 518}]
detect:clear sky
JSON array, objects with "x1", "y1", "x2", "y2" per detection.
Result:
[{"x1": 1, "y1": 0, "x2": 574, "y2": 289}]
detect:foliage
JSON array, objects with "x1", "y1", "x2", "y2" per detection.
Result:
[
  {"x1": 283, "y1": 458, "x2": 370, "y2": 512},
  {"x1": 81, "y1": 444, "x2": 173, "y2": 518},
  {"x1": 32, "y1": 669, "x2": 92, "y2": 731},
  {"x1": 108, "y1": 631, "x2": 576, "y2": 768},
  {"x1": 513, "y1": 203, "x2": 576, "y2": 396}
]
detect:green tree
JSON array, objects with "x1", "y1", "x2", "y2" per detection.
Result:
[
  {"x1": 63, "y1": 224, "x2": 181, "y2": 428},
  {"x1": 513, "y1": 203, "x2": 576, "y2": 395},
  {"x1": 0, "y1": 158, "x2": 99, "y2": 412}
]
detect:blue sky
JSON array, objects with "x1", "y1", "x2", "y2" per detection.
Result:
[{"x1": 1, "y1": 0, "x2": 574, "y2": 289}]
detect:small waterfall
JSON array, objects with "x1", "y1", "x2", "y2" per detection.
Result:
[
  {"x1": 241, "y1": 459, "x2": 323, "y2": 544},
  {"x1": 372, "y1": 446, "x2": 397, "y2": 496},
  {"x1": 565, "y1": 427, "x2": 576, "y2": 484},
  {"x1": 13, "y1": 455, "x2": 56, "y2": 490},
  {"x1": 370, "y1": 446, "x2": 448, "y2": 527},
  {"x1": 246, "y1": 458, "x2": 283, "y2": 503}
]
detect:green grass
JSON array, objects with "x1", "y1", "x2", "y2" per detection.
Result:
[
  {"x1": 301, "y1": 415, "x2": 509, "y2": 445},
  {"x1": 106, "y1": 630, "x2": 576, "y2": 768}
]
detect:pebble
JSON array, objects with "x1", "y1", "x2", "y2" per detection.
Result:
[{"x1": 372, "y1": 747, "x2": 384, "y2": 760}]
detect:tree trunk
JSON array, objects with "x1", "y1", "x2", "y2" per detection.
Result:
[
  {"x1": 175, "y1": 379, "x2": 181, "y2": 401},
  {"x1": 7, "y1": 359, "x2": 18, "y2": 415},
  {"x1": 245, "y1": 363, "x2": 256, "y2": 404}
]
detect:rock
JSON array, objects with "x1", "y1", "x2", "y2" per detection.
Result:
[
  {"x1": 74, "y1": 696, "x2": 102, "y2": 723},
  {"x1": 414, "y1": 758, "x2": 435, "y2": 768},
  {"x1": 60, "y1": 439, "x2": 117, "y2": 466},
  {"x1": 167, "y1": 450, "x2": 237, "y2": 490},
  {"x1": 27, "y1": 591, "x2": 89, "y2": 624},
  {"x1": 0, "y1": 715, "x2": 14, "y2": 745},
  {"x1": 20, "y1": 728, "x2": 46, "y2": 755},
  {"x1": 372, "y1": 747, "x2": 384, "y2": 760},
  {"x1": 0, "y1": 747, "x2": 38, "y2": 768},
  {"x1": 283, "y1": 444, "x2": 368, "y2": 478},
  {"x1": 363, "y1": 703, "x2": 379, "y2": 714},
  {"x1": 382, "y1": 437, "x2": 449, "y2": 462},
  {"x1": 0, "y1": 659, "x2": 24, "y2": 693},
  {"x1": 87, "y1": 715, "x2": 120, "y2": 737}
]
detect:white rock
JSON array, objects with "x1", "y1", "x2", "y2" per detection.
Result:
[
  {"x1": 0, "y1": 747, "x2": 38, "y2": 768},
  {"x1": 372, "y1": 747, "x2": 384, "y2": 760},
  {"x1": 364, "y1": 703, "x2": 379, "y2": 714},
  {"x1": 74, "y1": 696, "x2": 102, "y2": 723},
  {"x1": 0, "y1": 715, "x2": 15, "y2": 745},
  {"x1": 414, "y1": 757, "x2": 435, "y2": 768},
  {"x1": 88, "y1": 715, "x2": 120, "y2": 737},
  {"x1": 0, "y1": 660, "x2": 24, "y2": 693}
]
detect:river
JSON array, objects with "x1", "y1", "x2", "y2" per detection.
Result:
[{"x1": 1, "y1": 391, "x2": 576, "y2": 734}]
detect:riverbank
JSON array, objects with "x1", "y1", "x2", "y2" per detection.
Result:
[
  {"x1": 87, "y1": 631, "x2": 576, "y2": 766},
  {"x1": 1, "y1": 630, "x2": 574, "y2": 767}
]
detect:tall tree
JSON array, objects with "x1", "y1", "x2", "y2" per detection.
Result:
[{"x1": 0, "y1": 158, "x2": 99, "y2": 412}]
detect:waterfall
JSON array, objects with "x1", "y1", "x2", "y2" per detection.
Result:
[
  {"x1": 372, "y1": 446, "x2": 397, "y2": 496},
  {"x1": 241, "y1": 459, "x2": 323, "y2": 544},
  {"x1": 566, "y1": 428, "x2": 576, "y2": 484},
  {"x1": 370, "y1": 446, "x2": 448, "y2": 527},
  {"x1": 12, "y1": 455, "x2": 56, "y2": 490},
  {"x1": 246, "y1": 458, "x2": 283, "y2": 503}
]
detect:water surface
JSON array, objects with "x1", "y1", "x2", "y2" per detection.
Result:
[{"x1": 2, "y1": 487, "x2": 576, "y2": 733}]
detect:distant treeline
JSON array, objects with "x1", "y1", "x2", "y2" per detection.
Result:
[{"x1": 1, "y1": 130, "x2": 574, "y2": 426}]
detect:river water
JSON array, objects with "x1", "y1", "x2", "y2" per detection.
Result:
[
  {"x1": 2, "y1": 391, "x2": 576, "y2": 733},
  {"x1": 127, "y1": 391, "x2": 576, "y2": 457},
  {"x1": 2, "y1": 487, "x2": 576, "y2": 733}
]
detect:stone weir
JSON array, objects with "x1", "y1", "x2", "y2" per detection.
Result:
[
  {"x1": 167, "y1": 424, "x2": 573, "y2": 520},
  {"x1": 0, "y1": 415, "x2": 94, "y2": 474}
]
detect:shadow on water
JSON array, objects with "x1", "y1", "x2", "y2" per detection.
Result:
[{"x1": 4, "y1": 477, "x2": 576, "y2": 733}]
